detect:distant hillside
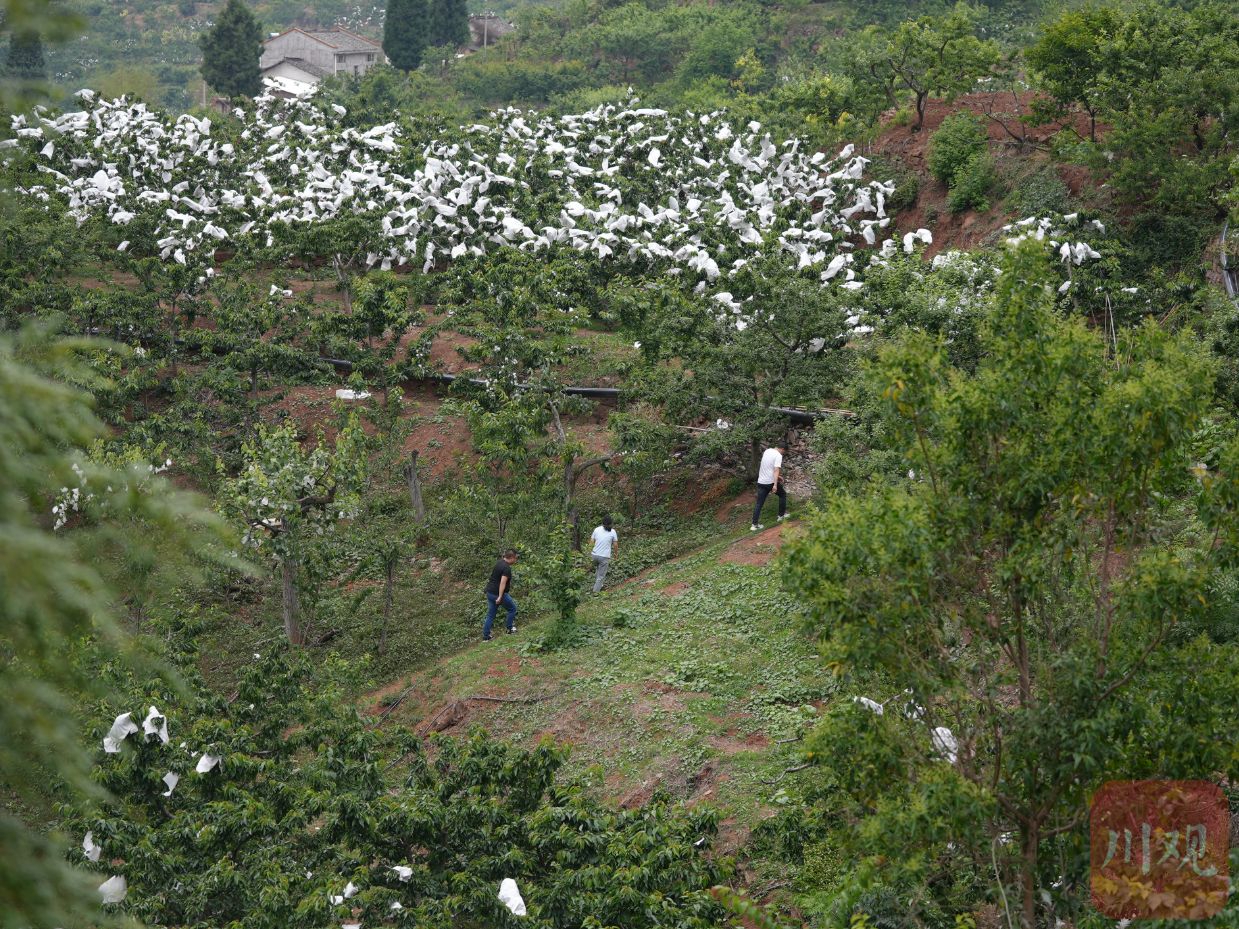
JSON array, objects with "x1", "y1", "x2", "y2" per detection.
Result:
[{"x1": 48, "y1": 0, "x2": 386, "y2": 109}]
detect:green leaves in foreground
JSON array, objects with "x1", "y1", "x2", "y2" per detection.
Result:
[
  {"x1": 71, "y1": 648, "x2": 728, "y2": 929},
  {"x1": 0, "y1": 321, "x2": 227, "y2": 929},
  {"x1": 783, "y1": 242, "x2": 1239, "y2": 929}
]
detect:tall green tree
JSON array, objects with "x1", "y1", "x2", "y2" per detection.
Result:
[
  {"x1": 426, "y1": 0, "x2": 468, "y2": 48},
  {"x1": 1025, "y1": 6, "x2": 1120, "y2": 143},
  {"x1": 1029, "y1": 0, "x2": 1239, "y2": 227},
  {"x1": 199, "y1": 0, "x2": 262, "y2": 99},
  {"x1": 784, "y1": 242, "x2": 1239, "y2": 928},
  {"x1": 3, "y1": 29, "x2": 44, "y2": 81},
  {"x1": 1, "y1": 0, "x2": 80, "y2": 110},
  {"x1": 869, "y1": 2, "x2": 1000, "y2": 130},
  {"x1": 218, "y1": 418, "x2": 367, "y2": 645},
  {"x1": 383, "y1": 0, "x2": 429, "y2": 72}
]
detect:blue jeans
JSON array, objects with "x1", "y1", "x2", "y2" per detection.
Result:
[
  {"x1": 483, "y1": 592, "x2": 516, "y2": 639},
  {"x1": 753, "y1": 481, "x2": 786, "y2": 525}
]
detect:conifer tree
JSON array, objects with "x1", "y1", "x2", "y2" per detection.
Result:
[
  {"x1": 437, "y1": 0, "x2": 469, "y2": 47},
  {"x1": 383, "y1": 0, "x2": 429, "y2": 71},
  {"x1": 422, "y1": 0, "x2": 469, "y2": 48},
  {"x1": 3, "y1": 29, "x2": 45, "y2": 82},
  {"x1": 199, "y1": 0, "x2": 262, "y2": 98}
]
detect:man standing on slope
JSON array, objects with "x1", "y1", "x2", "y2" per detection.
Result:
[
  {"x1": 483, "y1": 548, "x2": 519, "y2": 641},
  {"x1": 589, "y1": 515, "x2": 619, "y2": 593},
  {"x1": 752, "y1": 441, "x2": 788, "y2": 531}
]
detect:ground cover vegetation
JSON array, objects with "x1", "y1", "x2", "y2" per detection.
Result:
[{"x1": 3, "y1": 0, "x2": 1239, "y2": 926}]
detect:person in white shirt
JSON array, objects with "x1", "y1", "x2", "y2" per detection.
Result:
[
  {"x1": 590, "y1": 515, "x2": 619, "y2": 592},
  {"x1": 752, "y1": 442, "x2": 788, "y2": 531}
]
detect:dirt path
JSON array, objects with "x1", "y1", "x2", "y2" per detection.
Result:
[{"x1": 719, "y1": 523, "x2": 790, "y2": 567}]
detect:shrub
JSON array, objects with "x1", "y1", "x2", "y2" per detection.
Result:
[
  {"x1": 1126, "y1": 210, "x2": 1215, "y2": 272},
  {"x1": 1005, "y1": 165, "x2": 1071, "y2": 217},
  {"x1": 945, "y1": 150, "x2": 995, "y2": 214},
  {"x1": 927, "y1": 113, "x2": 988, "y2": 186}
]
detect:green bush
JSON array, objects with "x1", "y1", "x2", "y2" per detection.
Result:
[
  {"x1": 1126, "y1": 210, "x2": 1215, "y2": 272},
  {"x1": 927, "y1": 113, "x2": 988, "y2": 186},
  {"x1": 945, "y1": 150, "x2": 995, "y2": 214},
  {"x1": 1005, "y1": 165, "x2": 1071, "y2": 217}
]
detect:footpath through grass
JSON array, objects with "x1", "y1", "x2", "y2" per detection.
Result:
[{"x1": 375, "y1": 520, "x2": 836, "y2": 864}]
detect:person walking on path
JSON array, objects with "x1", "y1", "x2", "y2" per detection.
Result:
[
  {"x1": 590, "y1": 516, "x2": 619, "y2": 593},
  {"x1": 483, "y1": 549, "x2": 519, "y2": 640},
  {"x1": 751, "y1": 441, "x2": 788, "y2": 531}
]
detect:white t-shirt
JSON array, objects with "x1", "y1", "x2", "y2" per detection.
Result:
[
  {"x1": 757, "y1": 448, "x2": 783, "y2": 485},
  {"x1": 591, "y1": 526, "x2": 618, "y2": 558}
]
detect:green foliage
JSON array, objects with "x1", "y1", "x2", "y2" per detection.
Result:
[
  {"x1": 1025, "y1": 6, "x2": 1118, "y2": 142},
  {"x1": 218, "y1": 417, "x2": 368, "y2": 644},
  {"x1": 199, "y1": 0, "x2": 261, "y2": 98},
  {"x1": 452, "y1": 55, "x2": 589, "y2": 103},
  {"x1": 425, "y1": 0, "x2": 468, "y2": 49},
  {"x1": 867, "y1": 155, "x2": 919, "y2": 214},
  {"x1": 784, "y1": 242, "x2": 1239, "y2": 929},
  {"x1": 1, "y1": 0, "x2": 80, "y2": 110},
  {"x1": 526, "y1": 525, "x2": 588, "y2": 650},
  {"x1": 3, "y1": 29, "x2": 44, "y2": 81},
  {"x1": 313, "y1": 271, "x2": 421, "y2": 402},
  {"x1": 0, "y1": 321, "x2": 224, "y2": 929},
  {"x1": 384, "y1": 0, "x2": 429, "y2": 72},
  {"x1": 866, "y1": 4, "x2": 1000, "y2": 130},
  {"x1": 1031, "y1": 0, "x2": 1239, "y2": 236},
  {"x1": 318, "y1": 65, "x2": 466, "y2": 123},
  {"x1": 631, "y1": 258, "x2": 856, "y2": 477},
  {"x1": 945, "y1": 149, "x2": 995, "y2": 214},
  {"x1": 926, "y1": 113, "x2": 993, "y2": 214},
  {"x1": 94, "y1": 64, "x2": 161, "y2": 102},
  {"x1": 927, "y1": 113, "x2": 987, "y2": 186},
  {"x1": 74, "y1": 644, "x2": 727, "y2": 929},
  {"x1": 1004, "y1": 165, "x2": 1070, "y2": 218}
]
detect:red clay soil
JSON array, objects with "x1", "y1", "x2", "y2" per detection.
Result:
[
  {"x1": 873, "y1": 91, "x2": 1098, "y2": 164},
  {"x1": 715, "y1": 493, "x2": 753, "y2": 526},
  {"x1": 405, "y1": 314, "x2": 482, "y2": 375},
  {"x1": 719, "y1": 523, "x2": 789, "y2": 567},
  {"x1": 670, "y1": 473, "x2": 738, "y2": 518},
  {"x1": 708, "y1": 728, "x2": 772, "y2": 756},
  {"x1": 872, "y1": 91, "x2": 1105, "y2": 257}
]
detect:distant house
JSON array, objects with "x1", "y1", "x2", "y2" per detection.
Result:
[
  {"x1": 260, "y1": 26, "x2": 386, "y2": 92},
  {"x1": 467, "y1": 14, "x2": 515, "y2": 50}
]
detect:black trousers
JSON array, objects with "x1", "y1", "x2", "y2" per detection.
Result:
[{"x1": 753, "y1": 481, "x2": 786, "y2": 525}]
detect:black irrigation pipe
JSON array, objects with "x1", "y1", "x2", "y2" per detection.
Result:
[{"x1": 87, "y1": 329, "x2": 847, "y2": 424}]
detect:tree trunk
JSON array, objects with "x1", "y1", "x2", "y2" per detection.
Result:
[
  {"x1": 915, "y1": 91, "x2": 928, "y2": 131},
  {"x1": 281, "y1": 556, "x2": 303, "y2": 645},
  {"x1": 1020, "y1": 826, "x2": 1039, "y2": 929},
  {"x1": 404, "y1": 449, "x2": 426, "y2": 525},
  {"x1": 749, "y1": 438, "x2": 761, "y2": 481},
  {"x1": 378, "y1": 555, "x2": 395, "y2": 654}
]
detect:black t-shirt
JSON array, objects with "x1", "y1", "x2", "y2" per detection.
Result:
[{"x1": 486, "y1": 559, "x2": 513, "y2": 596}]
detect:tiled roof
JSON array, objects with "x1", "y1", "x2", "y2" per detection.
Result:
[
  {"x1": 306, "y1": 27, "x2": 382, "y2": 51},
  {"x1": 262, "y1": 56, "x2": 331, "y2": 78}
]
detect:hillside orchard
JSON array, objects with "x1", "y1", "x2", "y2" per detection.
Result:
[{"x1": 3, "y1": 0, "x2": 1239, "y2": 927}]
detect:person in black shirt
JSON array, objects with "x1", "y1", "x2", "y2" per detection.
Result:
[{"x1": 483, "y1": 548, "x2": 519, "y2": 640}]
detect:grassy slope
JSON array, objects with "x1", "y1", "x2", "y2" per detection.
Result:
[{"x1": 370, "y1": 515, "x2": 833, "y2": 876}]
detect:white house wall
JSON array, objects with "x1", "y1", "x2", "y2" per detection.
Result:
[{"x1": 260, "y1": 32, "x2": 333, "y2": 72}]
